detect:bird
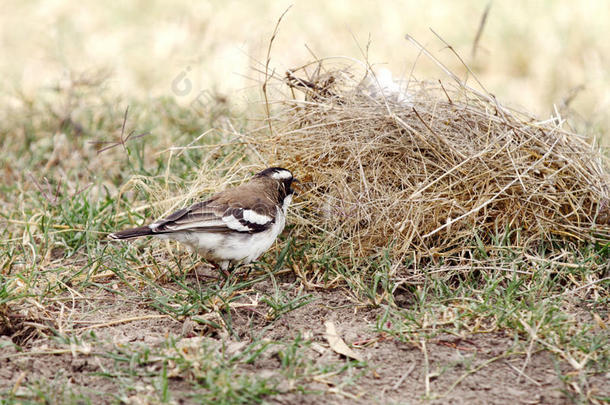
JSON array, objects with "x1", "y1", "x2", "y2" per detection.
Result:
[{"x1": 108, "y1": 167, "x2": 296, "y2": 273}]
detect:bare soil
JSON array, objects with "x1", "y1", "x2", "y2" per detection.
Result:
[{"x1": 1, "y1": 274, "x2": 607, "y2": 404}]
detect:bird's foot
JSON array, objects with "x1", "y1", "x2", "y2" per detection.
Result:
[{"x1": 193, "y1": 263, "x2": 221, "y2": 281}]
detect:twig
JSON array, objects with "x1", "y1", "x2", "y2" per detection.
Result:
[
  {"x1": 518, "y1": 317, "x2": 540, "y2": 384},
  {"x1": 28, "y1": 174, "x2": 61, "y2": 205},
  {"x1": 505, "y1": 360, "x2": 541, "y2": 386},
  {"x1": 0, "y1": 349, "x2": 102, "y2": 360},
  {"x1": 76, "y1": 314, "x2": 173, "y2": 331},
  {"x1": 438, "y1": 80, "x2": 453, "y2": 104},
  {"x1": 472, "y1": 2, "x2": 492, "y2": 59},
  {"x1": 430, "y1": 28, "x2": 489, "y2": 95},
  {"x1": 547, "y1": 276, "x2": 610, "y2": 300},
  {"x1": 524, "y1": 254, "x2": 588, "y2": 269},
  {"x1": 262, "y1": 5, "x2": 292, "y2": 149},
  {"x1": 412, "y1": 107, "x2": 467, "y2": 160},
  {"x1": 421, "y1": 339, "x2": 431, "y2": 398},
  {"x1": 327, "y1": 387, "x2": 360, "y2": 400},
  {"x1": 392, "y1": 363, "x2": 416, "y2": 390},
  {"x1": 89, "y1": 106, "x2": 150, "y2": 155},
  {"x1": 404, "y1": 33, "x2": 493, "y2": 106},
  {"x1": 11, "y1": 371, "x2": 27, "y2": 395},
  {"x1": 441, "y1": 352, "x2": 514, "y2": 398}
]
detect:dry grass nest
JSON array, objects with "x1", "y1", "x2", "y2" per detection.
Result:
[{"x1": 252, "y1": 57, "x2": 610, "y2": 266}]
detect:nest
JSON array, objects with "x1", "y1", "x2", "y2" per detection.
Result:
[{"x1": 253, "y1": 58, "x2": 610, "y2": 264}]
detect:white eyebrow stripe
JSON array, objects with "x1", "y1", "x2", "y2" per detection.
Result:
[
  {"x1": 222, "y1": 215, "x2": 251, "y2": 232},
  {"x1": 242, "y1": 209, "x2": 272, "y2": 225},
  {"x1": 271, "y1": 170, "x2": 292, "y2": 180}
]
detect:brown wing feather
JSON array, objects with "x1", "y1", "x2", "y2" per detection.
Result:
[{"x1": 150, "y1": 177, "x2": 279, "y2": 234}]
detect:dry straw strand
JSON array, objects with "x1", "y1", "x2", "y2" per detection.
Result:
[{"x1": 250, "y1": 44, "x2": 609, "y2": 275}]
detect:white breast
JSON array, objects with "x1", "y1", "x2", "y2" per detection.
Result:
[{"x1": 241, "y1": 203, "x2": 288, "y2": 263}]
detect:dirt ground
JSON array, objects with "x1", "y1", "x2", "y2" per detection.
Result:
[{"x1": 1, "y1": 273, "x2": 607, "y2": 404}]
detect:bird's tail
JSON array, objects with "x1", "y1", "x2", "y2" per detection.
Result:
[{"x1": 108, "y1": 226, "x2": 153, "y2": 239}]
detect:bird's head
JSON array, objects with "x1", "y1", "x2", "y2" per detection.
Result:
[{"x1": 255, "y1": 167, "x2": 297, "y2": 202}]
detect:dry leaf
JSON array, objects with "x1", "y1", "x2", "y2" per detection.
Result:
[
  {"x1": 324, "y1": 320, "x2": 363, "y2": 362},
  {"x1": 593, "y1": 313, "x2": 606, "y2": 329}
]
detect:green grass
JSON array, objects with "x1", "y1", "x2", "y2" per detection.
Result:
[
  {"x1": 0, "y1": 330, "x2": 350, "y2": 404},
  {"x1": 2, "y1": 2, "x2": 610, "y2": 402},
  {"x1": 0, "y1": 72, "x2": 608, "y2": 404}
]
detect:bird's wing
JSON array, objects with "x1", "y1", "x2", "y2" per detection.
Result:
[{"x1": 150, "y1": 185, "x2": 277, "y2": 234}]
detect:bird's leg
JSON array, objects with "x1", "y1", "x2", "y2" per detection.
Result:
[
  {"x1": 218, "y1": 261, "x2": 232, "y2": 280},
  {"x1": 193, "y1": 260, "x2": 221, "y2": 280},
  {"x1": 195, "y1": 260, "x2": 233, "y2": 285},
  {"x1": 221, "y1": 268, "x2": 231, "y2": 279}
]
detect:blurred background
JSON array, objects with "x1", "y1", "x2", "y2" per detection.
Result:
[{"x1": 2, "y1": 0, "x2": 609, "y2": 145}]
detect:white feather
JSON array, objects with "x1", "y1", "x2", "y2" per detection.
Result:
[
  {"x1": 271, "y1": 170, "x2": 293, "y2": 180},
  {"x1": 222, "y1": 214, "x2": 250, "y2": 232},
  {"x1": 281, "y1": 194, "x2": 292, "y2": 214},
  {"x1": 366, "y1": 68, "x2": 412, "y2": 105},
  {"x1": 242, "y1": 209, "x2": 272, "y2": 225}
]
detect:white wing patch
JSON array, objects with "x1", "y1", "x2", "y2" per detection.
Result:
[
  {"x1": 242, "y1": 209, "x2": 272, "y2": 225},
  {"x1": 222, "y1": 214, "x2": 251, "y2": 232},
  {"x1": 271, "y1": 170, "x2": 293, "y2": 180}
]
